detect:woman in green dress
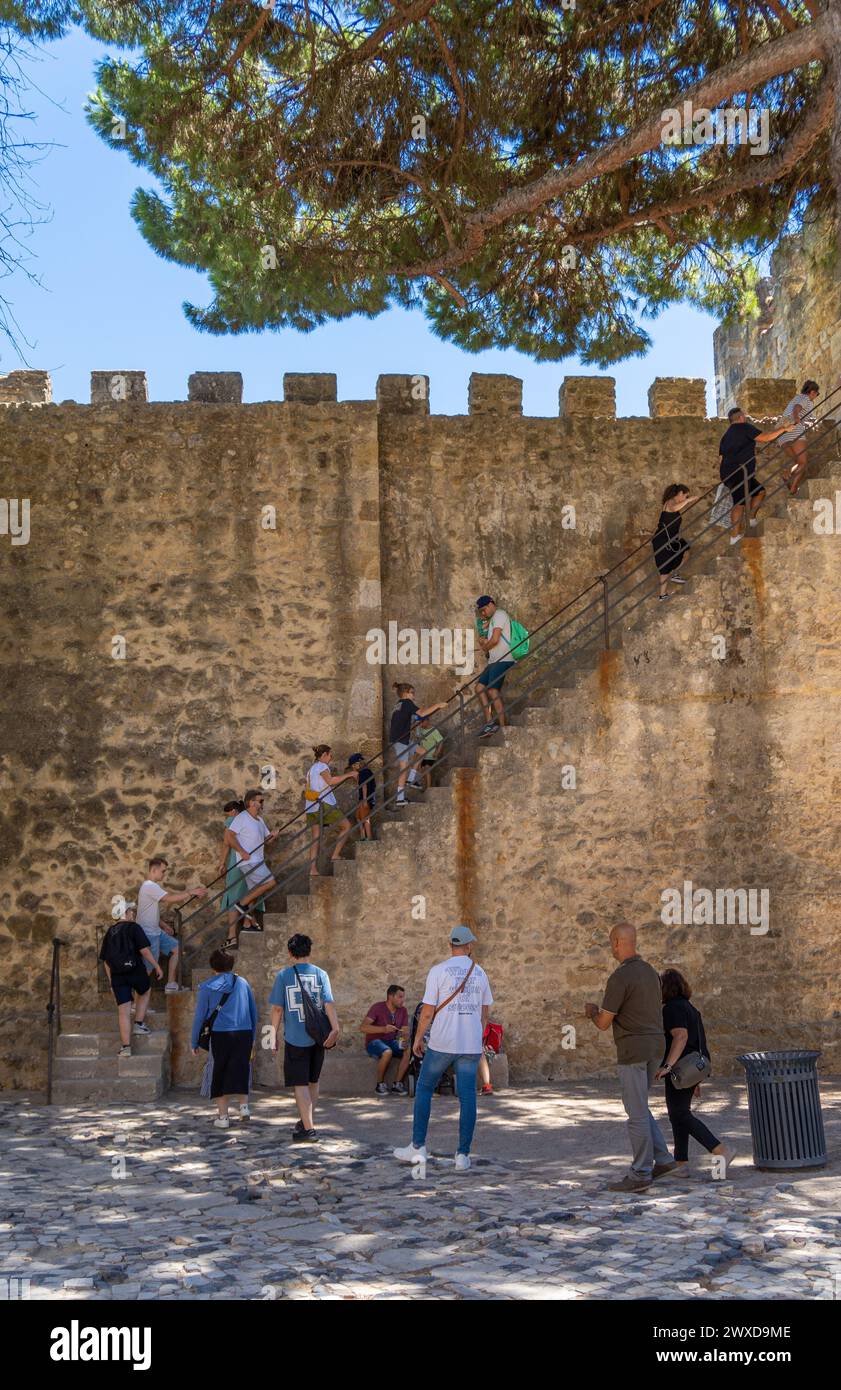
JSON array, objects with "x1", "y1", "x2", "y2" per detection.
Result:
[{"x1": 219, "y1": 799, "x2": 265, "y2": 947}]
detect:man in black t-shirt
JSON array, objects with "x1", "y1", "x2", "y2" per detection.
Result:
[
  {"x1": 99, "y1": 905, "x2": 162, "y2": 1058},
  {"x1": 718, "y1": 406, "x2": 790, "y2": 543}
]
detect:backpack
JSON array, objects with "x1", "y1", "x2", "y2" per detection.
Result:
[
  {"x1": 507, "y1": 617, "x2": 530, "y2": 661},
  {"x1": 483, "y1": 1021, "x2": 504, "y2": 1054},
  {"x1": 292, "y1": 965, "x2": 333, "y2": 1045},
  {"x1": 103, "y1": 921, "x2": 142, "y2": 976}
]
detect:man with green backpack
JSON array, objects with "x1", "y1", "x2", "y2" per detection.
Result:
[{"x1": 474, "y1": 595, "x2": 529, "y2": 737}]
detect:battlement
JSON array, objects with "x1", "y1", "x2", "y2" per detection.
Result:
[{"x1": 0, "y1": 367, "x2": 798, "y2": 419}]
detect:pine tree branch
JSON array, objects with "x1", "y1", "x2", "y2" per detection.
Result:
[
  {"x1": 402, "y1": 8, "x2": 832, "y2": 278},
  {"x1": 571, "y1": 76, "x2": 833, "y2": 248}
]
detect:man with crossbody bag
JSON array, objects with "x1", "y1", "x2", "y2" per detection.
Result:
[{"x1": 394, "y1": 925, "x2": 493, "y2": 1173}]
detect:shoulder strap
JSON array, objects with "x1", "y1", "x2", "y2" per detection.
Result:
[
  {"x1": 432, "y1": 960, "x2": 477, "y2": 1018},
  {"x1": 204, "y1": 975, "x2": 237, "y2": 1033}
]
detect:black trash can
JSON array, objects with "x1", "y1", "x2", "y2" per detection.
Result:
[{"x1": 737, "y1": 1050, "x2": 826, "y2": 1170}]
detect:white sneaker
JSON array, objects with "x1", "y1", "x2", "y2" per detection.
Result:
[
  {"x1": 730, "y1": 534, "x2": 742, "y2": 545},
  {"x1": 393, "y1": 1143, "x2": 427, "y2": 1164},
  {"x1": 164, "y1": 983, "x2": 182, "y2": 994},
  {"x1": 238, "y1": 1104, "x2": 251, "y2": 1122},
  {"x1": 132, "y1": 1021, "x2": 151, "y2": 1036},
  {"x1": 454, "y1": 1153, "x2": 471, "y2": 1172},
  {"x1": 213, "y1": 1116, "x2": 230, "y2": 1130}
]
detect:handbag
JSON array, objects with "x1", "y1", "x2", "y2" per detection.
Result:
[
  {"x1": 293, "y1": 965, "x2": 333, "y2": 1045},
  {"x1": 197, "y1": 977, "x2": 236, "y2": 1051},
  {"x1": 670, "y1": 1050, "x2": 712, "y2": 1089}
]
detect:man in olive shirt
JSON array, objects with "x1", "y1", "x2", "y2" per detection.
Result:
[{"x1": 585, "y1": 922, "x2": 676, "y2": 1192}]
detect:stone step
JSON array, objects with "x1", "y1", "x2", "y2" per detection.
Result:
[
  {"x1": 61, "y1": 1009, "x2": 170, "y2": 1033},
  {"x1": 51, "y1": 1076, "x2": 167, "y2": 1105},
  {"x1": 54, "y1": 1051, "x2": 167, "y2": 1080},
  {"x1": 57, "y1": 1030, "x2": 168, "y2": 1057}
]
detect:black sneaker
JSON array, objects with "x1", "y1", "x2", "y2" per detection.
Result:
[
  {"x1": 479, "y1": 721, "x2": 499, "y2": 738},
  {"x1": 291, "y1": 1119, "x2": 306, "y2": 1136},
  {"x1": 292, "y1": 1128, "x2": 318, "y2": 1143}
]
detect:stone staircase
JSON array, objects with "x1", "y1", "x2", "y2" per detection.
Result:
[
  {"x1": 52, "y1": 417, "x2": 841, "y2": 1097},
  {"x1": 53, "y1": 1007, "x2": 171, "y2": 1103}
]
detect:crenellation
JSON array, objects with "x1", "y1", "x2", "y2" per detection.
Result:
[
  {"x1": 468, "y1": 373, "x2": 523, "y2": 416},
  {"x1": 283, "y1": 372, "x2": 337, "y2": 403},
  {"x1": 647, "y1": 377, "x2": 707, "y2": 419},
  {"x1": 376, "y1": 373, "x2": 430, "y2": 414},
  {"x1": 188, "y1": 371, "x2": 243, "y2": 404},
  {"x1": 738, "y1": 377, "x2": 796, "y2": 419},
  {"x1": 559, "y1": 375, "x2": 616, "y2": 418},
  {"x1": 0, "y1": 370, "x2": 53, "y2": 405},
  {"x1": 90, "y1": 371, "x2": 148, "y2": 404}
]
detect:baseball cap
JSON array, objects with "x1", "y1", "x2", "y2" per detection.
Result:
[
  {"x1": 450, "y1": 924, "x2": 476, "y2": 944},
  {"x1": 347, "y1": 753, "x2": 364, "y2": 765},
  {"x1": 475, "y1": 595, "x2": 493, "y2": 609}
]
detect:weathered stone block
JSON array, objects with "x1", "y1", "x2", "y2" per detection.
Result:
[
  {"x1": 376, "y1": 374, "x2": 430, "y2": 414},
  {"x1": 90, "y1": 371, "x2": 148, "y2": 404},
  {"x1": 648, "y1": 377, "x2": 707, "y2": 419},
  {"x1": 283, "y1": 373, "x2": 337, "y2": 403},
  {"x1": 0, "y1": 370, "x2": 52, "y2": 405},
  {"x1": 739, "y1": 377, "x2": 796, "y2": 419},
  {"x1": 188, "y1": 372, "x2": 243, "y2": 404},
  {"x1": 468, "y1": 373, "x2": 523, "y2": 416},
  {"x1": 559, "y1": 375, "x2": 616, "y2": 417}
]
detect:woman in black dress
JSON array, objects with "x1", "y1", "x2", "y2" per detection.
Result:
[
  {"x1": 652, "y1": 483, "x2": 700, "y2": 601},
  {"x1": 655, "y1": 969, "x2": 734, "y2": 1172}
]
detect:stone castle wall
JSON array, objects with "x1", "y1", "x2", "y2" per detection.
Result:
[
  {"x1": 714, "y1": 211, "x2": 841, "y2": 415},
  {"x1": 2, "y1": 367, "x2": 838, "y2": 1087}
]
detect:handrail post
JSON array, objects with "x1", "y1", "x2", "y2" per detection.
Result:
[
  {"x1": 318, "y1": 800, "x2": 324, "y2": 879},
  {"x1": 174, "y1": 909, "x2": 183, "y2": 987},
  {"x1": 458, "y1": 688, "x2": 466, "y2": 756},
  {"x1": 600, "y1": 575, "x2": 610, "y2": 650},
  {"x1": 46, "y1": 937, "x2": 61, "y2": 1106},
  {"x1": 742, "y1": 462, "x2": 751, "y2": 523}
]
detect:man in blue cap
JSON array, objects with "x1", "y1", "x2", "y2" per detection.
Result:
[
  {"x1": 474, "y1": 595, "x2": 515, "y2": 737},
  {"x1": 394, "y1": 925, "x2": 493, "y2": 1172}
]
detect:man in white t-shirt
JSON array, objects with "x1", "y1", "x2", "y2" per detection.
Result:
[
  {"x1": 474, "y1": 595, "x2": 516, "y2": 738},
  {"x1": 224, "y1": 788, "x2": 280, "y2": 946},
  {"x1": 394, "y1": 924, "x2": 493, "y2": 1173},
  {"x1": 136, "y1": 856, "x2": 207, "y2": 992}
]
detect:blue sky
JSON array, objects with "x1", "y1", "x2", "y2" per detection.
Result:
[{"x1": 4, "y1": 28, "x2": 721, "y2": 416}]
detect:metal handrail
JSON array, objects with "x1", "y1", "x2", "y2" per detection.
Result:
[
  {"x1": 176, "y1": 384, "x2": 841, "y2": 964},
  {"x1": 46, "y1": 937, "x2": 65, "y2": 1105}
]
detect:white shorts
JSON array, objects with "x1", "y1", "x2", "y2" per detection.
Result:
[{"x1": 239, "y1": 860, "x2": 273, "y2": 892}]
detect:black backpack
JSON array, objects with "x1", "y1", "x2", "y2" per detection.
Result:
[
  {"x1": 293, "y1": 965, "x2": 333, "y2": 1045},
  {"x1": 103, "y1": 921, "x2": 142, "y2": 976}
]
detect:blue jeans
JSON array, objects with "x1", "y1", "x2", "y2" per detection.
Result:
[{"x1": 412, "y1": 1049, "x2": 482, "y2": 1155}]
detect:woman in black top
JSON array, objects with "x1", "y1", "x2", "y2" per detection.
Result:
[
  {"x1": 389, "y1": 682, "x2": 446, "y2": 808},
  {"x1": 656, "y1": 970, "x2": 732, "y2": 1170},
  {"x1": 652, "y1": 484, "x2": 700, "y2": 601}
]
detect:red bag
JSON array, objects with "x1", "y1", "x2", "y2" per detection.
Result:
[{"x1": 483, "y1": 1021, "x2": 503, "y2": 1054}]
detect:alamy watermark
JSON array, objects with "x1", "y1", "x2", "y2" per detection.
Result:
[
  {"x1": 661, "y1": 101, "x2": 769, "y2": 156},
  {"x1": 0, "y1": 498, "x2": 30, "y2": 545},
  {"x1": 366, "y1": 622, "x2": 475, "y2": 676},
  {"x1": 661, "y1": 879, "x2": 769, "y2": 935}
]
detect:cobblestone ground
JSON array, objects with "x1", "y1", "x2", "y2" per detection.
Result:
[{"x1": 2, "y1": 1084, "x2": 839, "y2": 1301}]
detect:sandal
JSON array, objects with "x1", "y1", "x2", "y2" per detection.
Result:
[{"x1": 222, "y1": 937, "x2": 238, "y2": 951}]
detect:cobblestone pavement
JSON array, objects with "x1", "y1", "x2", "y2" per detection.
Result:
[{"x1": 2, "y1": 1084, "x2": 839, "y2": 1301}]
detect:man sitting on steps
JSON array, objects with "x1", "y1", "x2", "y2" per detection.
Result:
[{"x1": 361, "y1": 985, "x2": 411, "y2": 1095}]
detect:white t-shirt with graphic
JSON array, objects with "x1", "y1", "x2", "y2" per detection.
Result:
[
  {"x1": 307, "y1": 761, "x2": 338, "y2": 810},
  {"x1": 423, "y1": 956, "x2": 493, "y2": 1055},
  {"x1": 229, "y1": 811, "x2": 270, "y2": 869},
  {"x1": 486, "y1": 608, "x2": 512, "y2": 664},
  {"x1": 136, "y1": 879, "x2": 168, "y2": 937}
]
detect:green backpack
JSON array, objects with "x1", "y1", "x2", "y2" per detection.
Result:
[{"x1": 507, "y1": 616, "x2": 530, "y2": 661}]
